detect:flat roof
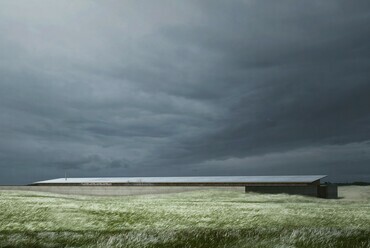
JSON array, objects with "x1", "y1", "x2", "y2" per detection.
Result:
[{"x1": 33, "y1": 175, "x2": 326, "y2": 185}]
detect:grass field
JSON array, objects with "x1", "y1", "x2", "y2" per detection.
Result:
[{"x1": 1, "y1": 187, "x2": 370, "y2": 248}]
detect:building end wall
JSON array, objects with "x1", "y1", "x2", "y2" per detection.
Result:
[
  {"x1": 245, "y1": 185, "x2": 318, "y2": 197},
  {"x1": 318, "y1": 184, "x2": 338, "y2": 199},
  {"x1": 245, "y1": 184, "x2": 338, "y2": 198}
]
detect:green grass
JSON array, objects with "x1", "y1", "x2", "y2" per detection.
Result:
[{"x1": 0, "y1": 187, "x2": 370, "y2": 247}]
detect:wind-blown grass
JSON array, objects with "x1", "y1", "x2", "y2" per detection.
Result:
[{"x1": 0, "y1": 187, "x2": 369, "y2": 247}]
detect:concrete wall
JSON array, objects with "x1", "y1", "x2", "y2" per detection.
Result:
[
  {"x1": 0, "y1": 186, "x2": 244, "y2": 196},
  {"x1": 326, "y1": 184, "x2": 338, "y2": 199},
  {"x1": 318, "y1": 184, "x2": 338, "y2": 199},
  {"x1": 245, "y1": 185, "x2": 319, "y2": 197}
]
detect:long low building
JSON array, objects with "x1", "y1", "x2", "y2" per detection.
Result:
[{"x1": 31, "y1": 175, "x2": 337, "y2": 198}]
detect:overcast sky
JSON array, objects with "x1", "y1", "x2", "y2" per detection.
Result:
[{"x1": 1, "y1": 0, "x2": 370, "y2": 184}]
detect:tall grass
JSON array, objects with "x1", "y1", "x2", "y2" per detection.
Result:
[{"x1": 0, "y1": 188, "x2": 369, "y2": 247}]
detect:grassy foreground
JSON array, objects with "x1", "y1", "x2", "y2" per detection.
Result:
[{"x1": 0, "y1": 187, "x2": 370, "y2": 248}]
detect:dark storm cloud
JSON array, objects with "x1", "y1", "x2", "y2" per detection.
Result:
[{"x1": 1, "y1": 0, "x2": 370, "y2": 184}]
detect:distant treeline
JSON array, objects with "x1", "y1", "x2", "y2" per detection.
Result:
[{"x1": 336, "y1": 182, "x2": 370, "y2": 186}]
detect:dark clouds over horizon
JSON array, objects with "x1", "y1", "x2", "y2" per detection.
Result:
[{"x1": 1, "y1": 0, "x2": 370, "y2": 184}]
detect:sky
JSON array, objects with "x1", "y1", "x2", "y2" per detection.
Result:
[{"x1": 1, "y1": 0, "x2": 370, "y2": 185}]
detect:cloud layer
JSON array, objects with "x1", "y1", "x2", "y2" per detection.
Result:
[{"x1": 1, "y1": 0, "x2": 370, "y2": 184}]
